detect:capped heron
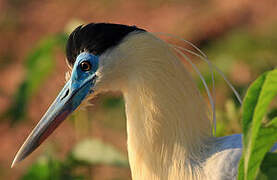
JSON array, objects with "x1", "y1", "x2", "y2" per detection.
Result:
[{"x1": 12, "y1": 23, "x2": 262, "y2": 179}]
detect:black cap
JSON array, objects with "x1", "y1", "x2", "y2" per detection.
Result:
[{"x1": 66, "y1": 23, "x2": 145, "y2": 66}]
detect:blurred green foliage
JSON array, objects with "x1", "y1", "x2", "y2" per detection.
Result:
[
  {"x1": 71, "y1": 138, "x2": 128, "y2": 167},
  {"x1": 215, "y1": 99, "x2": 241, "y2": 137},
  {"x1": 4, "y1": 34, "x2": 68, "y2": 124},
  {"x1": 102, "y1": 96, "x2": 124, "y2": 109},
  {"x1": 197, "y1": 27, "x2": 277, "y2": 102},
  {"x1": 21, "y1": 138, "x2": 128, "y2": 180},
  {"x1": 21, "y1": 156, "x2": 84, "y2": 180},
  {"x1": 99, "y1": 95, "x2": 126, "y2": 131},
  {"x1": 205, "y1": 28, "x2": 277, "y2": 72}
]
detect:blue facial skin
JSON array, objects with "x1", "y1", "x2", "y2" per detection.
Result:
[
  {"x1": 42, "y1": 52, "x2": 99, "y2": 120},
  {"x1": 41, "y1": 51, "x2": 100, "y2": 128},
  {"x1": 69, "y1": 52, "x2": 99, "y2": 109},
  {"x1": 12, "y1": 52, "x2": 100, "y2": 163}
]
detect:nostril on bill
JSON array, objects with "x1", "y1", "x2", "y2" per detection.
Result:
[{"x1": 61, "y1": 89, "x2": 69, "y2": 101}]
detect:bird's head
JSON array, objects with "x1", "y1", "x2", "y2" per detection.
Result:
[{"x1": 12, "y1": 23, "x2": 147, "y2": 166}]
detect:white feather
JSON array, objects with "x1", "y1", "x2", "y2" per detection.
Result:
[{"x1": 91, "y1": 32, "x2": 247, "y2": 180}]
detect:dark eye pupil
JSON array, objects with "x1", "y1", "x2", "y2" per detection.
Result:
[{"x1": 80, "y1": 61, "x2": 91, "y2": 71}]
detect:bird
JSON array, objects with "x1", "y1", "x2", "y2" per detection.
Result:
[{"x1": 12, "y1": 23, "x2": 252, "y2": 179}]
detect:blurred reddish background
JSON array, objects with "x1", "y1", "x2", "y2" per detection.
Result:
[{"x1": 0, "y1": 0, "x2": 277, "y2": 179}]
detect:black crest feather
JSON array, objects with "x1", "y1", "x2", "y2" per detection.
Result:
[{"x1": 66, "y1": 23, "x2": 145, "y2": 66}]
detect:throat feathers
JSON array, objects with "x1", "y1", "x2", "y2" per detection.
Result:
[{"x1": 113, "y1": 33, "x2": 213, "y2": 180}]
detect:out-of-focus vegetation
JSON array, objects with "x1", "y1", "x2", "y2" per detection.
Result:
[
  {"x1": 0, "y1": 0, "x2": 277, "y2": 179},
  {"x1": 200, "y1": 27, "x2": 277, "y2": 137},
  {"x1": 4, "y1": 34, "x2": 67, "y2": 124},
  {"x1": 21, "y1": 138, "x2": 128, "y2": 180}
]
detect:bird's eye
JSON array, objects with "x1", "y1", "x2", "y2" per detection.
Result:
[{"x1": 80, "y1": 61, "x2": 91, "y2": 71}]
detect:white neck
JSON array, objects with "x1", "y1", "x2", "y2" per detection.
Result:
[{"x1": 115, "y1": 33, "x2": 213, "y2": 180}]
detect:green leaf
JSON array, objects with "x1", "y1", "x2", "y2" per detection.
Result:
[
  {"x1": 257, "y1": 153, "x2": 277, "y2": 180},
  {"x1": 71, "y1": 138, "x2": 129, "y2": 167},
  {"x1": 268, "y1": 108, "x2": 277, "y2": 120},
  {"x1": 238, "y1": 69, "x2": 277, "y2": 180}
]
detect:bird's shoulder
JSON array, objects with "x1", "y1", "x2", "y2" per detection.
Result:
[{"x1": 203, "y1": 134, "x2": 242, "y2": 180}]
